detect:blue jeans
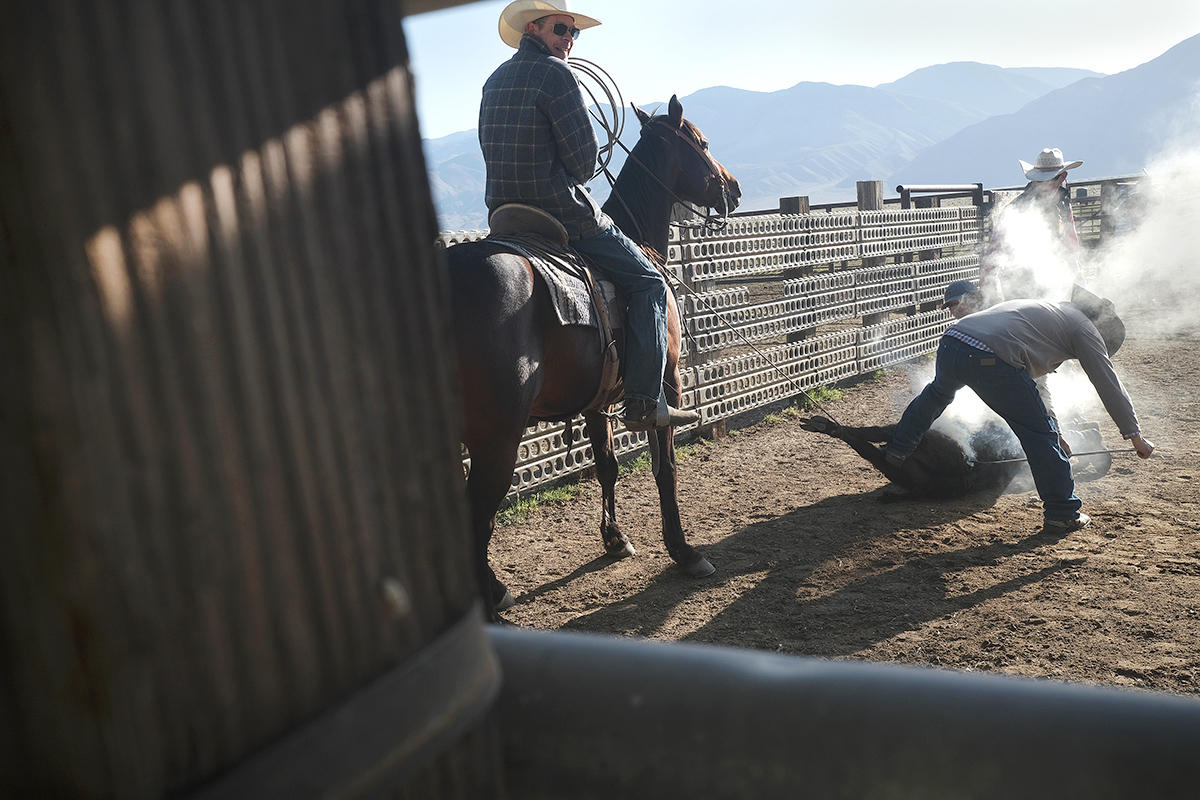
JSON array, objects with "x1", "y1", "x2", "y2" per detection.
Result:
[
  {"x1": 889, "y1": 336, "x2": 1081, "y2": 522},
  {"x1": 572, "y1": 224, "x2": 668, "y2": 403}
]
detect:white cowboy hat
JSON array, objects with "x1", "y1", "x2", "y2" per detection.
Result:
[
  {"x1": 498, "y1": 0, "x2": 601, "y2": 49},
  {"x1": 1019, "y1": 147, "x2": 1084, "y2": 182}
]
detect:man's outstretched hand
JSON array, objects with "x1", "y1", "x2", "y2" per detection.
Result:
[{"x1": 1131, "y1": 434, "x2": 1155, "y2": 459}]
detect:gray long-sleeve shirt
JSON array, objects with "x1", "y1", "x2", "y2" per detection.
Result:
[{"x1": 950, "y1": 300, "x2": 1141, "y2": 437}]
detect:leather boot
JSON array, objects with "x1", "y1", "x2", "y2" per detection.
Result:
[{"x1": 623, "y1": 396, "x2": 699, "y2": 431}]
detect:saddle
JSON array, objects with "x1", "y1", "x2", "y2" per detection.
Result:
[{"x1": 487, "y1": 204, "x2": 625, "y2": 413}]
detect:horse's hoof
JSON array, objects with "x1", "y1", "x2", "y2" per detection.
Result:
[
  {"x1": 607, "y1": 540, "x2": 637, "y2": 559},
  {"x1": 682, "y1": 556, "x2": 715, "y2": 578},
  {"x1": 496, "y1": 590, "x2": 516, "y2": 611}
]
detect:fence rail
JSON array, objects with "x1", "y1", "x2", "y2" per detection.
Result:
[{"x1": 440, "y1": 176, "x2": 1140, "y2": 497}]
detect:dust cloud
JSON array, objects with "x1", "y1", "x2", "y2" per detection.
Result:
[{"x1": 891, "y1": 111, "x2": 1200, "y2": 451}]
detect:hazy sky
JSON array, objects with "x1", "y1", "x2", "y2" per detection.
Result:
[{"x1": 403, "y1": 0, "x2": 1200, "y2": 139}]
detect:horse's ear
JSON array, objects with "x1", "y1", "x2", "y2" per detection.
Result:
[
  {"x1": 668, "y1": 94, "x2": 683, "y2": 128},
  {"x1": 631, "y1": 102, "x2": 652, "y2": 127}
]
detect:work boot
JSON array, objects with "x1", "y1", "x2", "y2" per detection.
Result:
[
  {"x1": 623, "y1": 396, "x2": 699, "y2": 431},
  {"x1": 1043, "y1": 512, "x2": 1091, "y2": 532}
]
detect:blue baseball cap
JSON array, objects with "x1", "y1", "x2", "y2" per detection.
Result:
[{"x1": 942, "y1": 280, "x2": 979, "y2": 308}]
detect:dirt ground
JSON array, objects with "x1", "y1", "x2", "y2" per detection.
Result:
[{"x1": 491, "y1": 320, "x2": 1200, "y2": 696}]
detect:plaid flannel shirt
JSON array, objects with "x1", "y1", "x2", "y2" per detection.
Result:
[{"x1": 479, "y1": 35, "x2": 608, "y2": 239}]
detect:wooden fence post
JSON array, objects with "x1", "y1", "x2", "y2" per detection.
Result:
[
  {"x1": 857, "y1": 181, "x2": 888, "y2": 327},
  {"x1": 1099, "y1": 180, "x2": 1119, "y2": 244},
  {"x1": 779, "y1": 196, "x2": 810, "y2": 215},
  {"x1": 856, "y1": 180, "x2": 883, "y2": 213}
]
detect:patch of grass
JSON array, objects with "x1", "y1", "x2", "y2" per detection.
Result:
[
  {"x1": 799, "y1": 384, "x2": 844, "y2": 410},
  {"x1": 495, "y1": 483, "x2": 581, "y2": 527},
  {"x1": 618, "y1": 451, "x2": 651, "y2": 477},
  {"x1": 497, "y1": 436, "x2": 712, "y2": 527},
  {"x1": 674, "y1": 438, "x2": 712, "y2": 465},
  {"x1": 616, "y1": 436, "x2": 714, "y2": 477},
  {"x1": 762, "y1": 405, "x2": 806, "y2": 426}
]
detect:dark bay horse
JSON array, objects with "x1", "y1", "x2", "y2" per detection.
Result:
[{"x1": 446, "y1": 95, "x2": 741, "y2": 615}]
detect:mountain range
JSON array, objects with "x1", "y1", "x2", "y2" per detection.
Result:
[{"x1": 422, "y1": 33, "x2": 1200, "y2": 230}]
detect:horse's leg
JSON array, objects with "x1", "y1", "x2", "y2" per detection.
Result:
[
  {"x1": 464, "y1": 433, "x2": 524, "y2": 617},
  {"x1": 448, "y1": 247, "x2": 542, "y2": 617},
  {"x1": 655, "y1": 294, "x2": 715, "y2": 577},
  {"x1": 653, "y1": 416, "x2": 715, "y2": 577},
  {"x1": 584, "y1": 410, "x2": 636, "y2": 558}
]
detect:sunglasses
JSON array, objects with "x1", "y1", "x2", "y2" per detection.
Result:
[{"x1": 549, "y1": 22, "x2": 581, "y2": 39}]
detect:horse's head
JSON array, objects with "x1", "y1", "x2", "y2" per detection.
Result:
[{"x1": 631, "y1": 95, "x2": 741, "y2": 221}]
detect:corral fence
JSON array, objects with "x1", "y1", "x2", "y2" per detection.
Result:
[{"x1": 439, "y1": 174, "x2": 1143, "y2": 497}]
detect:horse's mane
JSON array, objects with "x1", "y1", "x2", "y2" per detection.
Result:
[{"x1": 679, "y1": 119, "x2": 704, "y2": 142}]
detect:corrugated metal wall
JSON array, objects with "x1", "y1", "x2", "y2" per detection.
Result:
[{"x1": 1, "y1": 1, "x2": 501, "y2": 796}]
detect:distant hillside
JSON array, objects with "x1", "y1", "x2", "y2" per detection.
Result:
[
  {"x1": 889, "y1": 34, "x2": 1200, "y2": 188},
  {"x1": 420, "y1": 58, "x2": 1119, "y2": 228},
  {"x1": 877, "y1": 62, "x2": 1099, "y2": 118},
  {"x1": 1004, "y1": 67, "x2": 1104, "y2": 86}
]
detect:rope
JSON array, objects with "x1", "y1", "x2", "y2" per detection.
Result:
[
  {"x1": 569, "y1": 57, "x2": 624, "y2": 179},
  {"x1": 572, "y1": 58, "x2": 727, "y2": 236},
  {"x1": 569, "y1": 56, "x2": 839, "y2": 426},
  {"x1": 977, "y1": 447, "x2": 1144, "y2": 465},
  {"x1": 662, "y1": 270, "x2": 845, "y2": 427}
]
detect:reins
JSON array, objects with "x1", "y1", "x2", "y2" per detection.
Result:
[
  {"x1": 596, "y1": 131, "x2": 844, "y2": 427},
  {"x1": 569, "y1": 58, "x2": 843, "y2": 427},
  {"x1": 595, "y1": 123, "x2": 732, "y2": 237},
  {"x1": 572, "y1": 58, "x2": 729, "y2": 235}
]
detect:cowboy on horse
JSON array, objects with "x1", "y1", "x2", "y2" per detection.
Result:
[
  {"x1": 448, "y1": 0, "x2": 739, "y2": 614},
  {"x1": 480, "y1": 0, "x2": 698, "y2": 431}
]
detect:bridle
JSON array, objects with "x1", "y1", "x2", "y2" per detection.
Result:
[
  {"x1": 648, "y1": 119, "x2": 734, "y2": 233},
  {"x1": 600, "y1": 117, "x2": 734, "y2": 241},
  {"x1": 586, "y1": 99, "x2": 849, "y2": 427},
  {"x1": 567, "y1": 66, "x2": 843, "y2": 426},
  {"x1": 569, "y1": 57, "x2": 731, "y2": 239}
]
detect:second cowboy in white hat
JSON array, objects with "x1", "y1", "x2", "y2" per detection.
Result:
[
  {"x1": 978, "y1": 146, "x2": 1085, "y2": 303},
  {"x1": 479, "y1": 1, "x2": 700, "y2": 430},
  {"x1": 1019, "y1": 147, "x2": 1084, "y2": 183}
]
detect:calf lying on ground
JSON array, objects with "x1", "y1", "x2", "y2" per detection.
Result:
[{"x1": 801, "y1": 416, "x2": 1110, "y2": 500}]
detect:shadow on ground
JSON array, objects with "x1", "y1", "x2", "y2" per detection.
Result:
[{"x1": 543, "y1": 485, "x2": 1067, "y2": 656}]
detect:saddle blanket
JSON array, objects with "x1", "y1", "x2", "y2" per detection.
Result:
[{"x1": 488, "y1": 234, "x2": 623, "y2": 330}]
